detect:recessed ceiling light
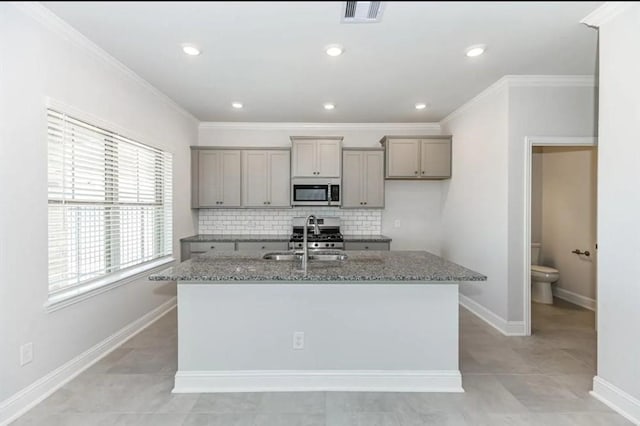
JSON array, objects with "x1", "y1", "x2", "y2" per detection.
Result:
[
  {"x1": 323, "y1": 103, "x2": 336, "y2": 110},
  {"x1": 465, "y1": 45, "x2": 486, "y2": 57},
  {"x1": 325, "y1": 44, "x2": 344, "y2": 57},
  {"x1": 232, "y1": 102, "x2": 243, "y2": 109},
  {"x1": 182, "y1": 44, "x2": 201, "y2": 56},
  {"x1": 415, "y1": 103, "x2": 427, "y2": 110}
]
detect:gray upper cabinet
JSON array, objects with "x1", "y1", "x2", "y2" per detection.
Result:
[
  {"x1": 342, "y1": 149, "x2": 384, "y2": 208},
  {"x1": 380, "y1": 136, "x2": 452, "y2": 179},
  {"x1": 386, "y1": 139, "x2": 421, "y2": 178},
  {"x1": 192, "y1": 149, "x2": 241, "y2": 208},
  {"x1": 291, "y1": 137, "x2": 342, "y2": 178},
  {"x1": 242, "y1": 150, "x2": 290, "y2": 207},
  {"x1": 420, "y1": 139, "x2": 451, "y2": 178}
]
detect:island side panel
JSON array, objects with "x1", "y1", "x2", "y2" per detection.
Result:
[{"x1": 175, "y1": 282, "x2": 461, "y2": 392}]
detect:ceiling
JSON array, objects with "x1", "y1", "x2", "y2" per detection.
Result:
[{"x1": 42, "y1": 1, "x2": 601, "y2": 123}]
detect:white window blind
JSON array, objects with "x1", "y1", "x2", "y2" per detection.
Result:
[{"x1": 47, "y1": 109, "x2": 173, "y2": 296}]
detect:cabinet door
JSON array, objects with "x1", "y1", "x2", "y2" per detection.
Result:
[
  {"x1": 268, "y1": 151, "x2": 291, "y2": 207},
  {"x1": 220, "y1": 151, "x2": 241, "y2": 207},
  {"x1": 342, "y1": 151, "x2": 363, "y2": 208},
  {"x1": 197, "y1": 150, "x2": 221, "y2": 207},
  {"x1": 421, "y1": 139, "x2": 451, "y2": 178},
  {"x1": 316, "y1": 139, "x2": 341, "y2": 177},
  {"x1": 386, "y1": 139, "x2": 420, "y2": 178},
  {"x1": 363, "y1": 151, "x2": 384, "y2": 207},
  {"x1": 344, "y1": 242, "x2": 390, "y2": 251},
  {"x1": 242, "y1": 151, "x2": 269, "y2": 207},
  {"x1": 292, "y1": 140, "x2": 316, "y2": 177}
]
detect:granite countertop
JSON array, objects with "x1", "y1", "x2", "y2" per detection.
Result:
[
  {"x1": 181, "y1": 234, "x2": 291, "y2": 242},
  {"x1": 149, "y1": 250, "x2": 486, "y2": 283},
  {"x1": 181, "y1": 234, "x2": 391, "y2": 243}
]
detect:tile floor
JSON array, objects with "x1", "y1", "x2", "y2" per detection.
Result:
[{"x1": 12, "y1": 298, "x2": 631, "y2": 425}]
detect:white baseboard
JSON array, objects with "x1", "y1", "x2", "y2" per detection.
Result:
[
  {"x1": 0, "y1": 298, "x2": 177, "y2": 426},
  {"x1": 173, "y1": 370, "x2": 463, "y2": 393},
  {"x1": 459, "y1": 294, "x2": 526, "y2": 336},
  {"x1": 591, "y1": 376, "x2": 640, "y2": 425},
  {"x1": 553, "y1": 287, "x2": 597, "y2": 311}
]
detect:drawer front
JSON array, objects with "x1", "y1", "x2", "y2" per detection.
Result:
[
  {"x1": 236, "y1": 241, "x2": 289, "y2": 251},
  {"x1": 190, "y1": 242, "x2": 236, "y2": 253},
  {"x1": 344, "y1": 241, "x2": 390, "y2": 251}
]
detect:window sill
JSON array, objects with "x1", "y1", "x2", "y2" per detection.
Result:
[{"x1": 44, "y1": 256, "x2": 175, "y2": 313}]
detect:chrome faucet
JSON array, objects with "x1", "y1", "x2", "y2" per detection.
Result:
[{"x1": 300, "y1": 214, "x2": 319, "y2": 273}]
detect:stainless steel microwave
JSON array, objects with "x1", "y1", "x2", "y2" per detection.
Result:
[{"x1": 291, "y1": 178, "x2": 341, "y2": 207}]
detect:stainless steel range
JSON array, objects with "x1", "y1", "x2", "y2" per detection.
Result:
[{"x1": 289, "y1": 217, "x2": 344, "y2": 250}]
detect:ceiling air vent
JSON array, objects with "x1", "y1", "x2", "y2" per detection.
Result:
[{"x1": 342, "y1": 1, "x2": 385, "y2": 23}]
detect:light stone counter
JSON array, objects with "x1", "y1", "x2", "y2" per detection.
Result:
[{"x1": 150, "y1": 250, "x2": 486, "y2": 283}]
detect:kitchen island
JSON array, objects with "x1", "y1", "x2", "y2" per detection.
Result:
[{"x1": 150, "y1": 250, "x2": 485, "y2": 393}]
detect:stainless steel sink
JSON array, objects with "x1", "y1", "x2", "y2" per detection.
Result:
[
  {"x1": 262, "y1": 251, "x2": 347, "y2": 262},
  {"x1": 308, "y1": 253, "x2": 348, "y2": 261},
  {"x1": 262, "y1": 252, "x2": 300, "y2": 261}
]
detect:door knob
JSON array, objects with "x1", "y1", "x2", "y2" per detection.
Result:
[{"x1": 571, "y1": 249, "x2": 590, "y2": 256}]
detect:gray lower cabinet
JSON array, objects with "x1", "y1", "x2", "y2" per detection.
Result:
[
  {"x1": 344, "y1": 241, "x2": 390, "y2": 251},
  {"x1": 236, "y1": 241, "x2": 289, "y2": 251},
  {"x1": 181, "y1": 241, "x2": 235, "y2": 261},
  {"x1": 181, "y1": 240, "x2": 289, "y2": 260}
]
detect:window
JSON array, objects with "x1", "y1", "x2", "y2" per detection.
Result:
[{"x1": 47, "y1": 109, "x2": 172, "y2": 298}]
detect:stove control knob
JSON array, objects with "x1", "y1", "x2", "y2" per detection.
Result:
[
  {"x1": 314, "y1": 243, "x2": 318, "y2": 247},
  {"x1": 331, "y1": 243, "x2": 335, "y2": 247}
]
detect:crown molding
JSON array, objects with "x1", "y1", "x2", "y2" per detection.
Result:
[
  {"x1": 12, "y1": 2, "x2": 198, "y2": 124},
  {"x1": 441, "y1": 75, "x2": 596, "y2": 125},
  {"x1": 199, "y1": 122, "x2": 442, "y2": 132},
  {"x1": 440, "y1": 77, "x2": 510, "y2": 125},
  {"x1": 506, "y1": 75, "x2": 596, "y2": 87},
  {"x1": 581, "y1": 2, "x2": 634, "y2": 28}
]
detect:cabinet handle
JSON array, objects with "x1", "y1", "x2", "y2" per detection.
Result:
[
  {"x1": 210, "y1": 246, "x2": 215, "y2": 249},
  {"x1": 364, "y1": 202, "x2": 367, "y2": 205},
  {"x1": 365, "y1": 246, "x2": 369, "y2": 250},
  {"x1": 421, "y1": 171, "x2": 425, "y2": 174},
  {"x1": 261, "y1": 246, "x2": 266, "y2": 249},
  {"x1": 268, "y1": 201, "x2": 271, "y2": 205},
  {"x1": 414, "y1": 171, "x2": 418, "y2": 175}
]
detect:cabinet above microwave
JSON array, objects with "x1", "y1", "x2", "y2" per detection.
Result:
[{"x1": 290, "y1": 137, "x2": 343, "y2": 178}]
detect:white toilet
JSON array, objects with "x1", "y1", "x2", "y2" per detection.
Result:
[{"x1": 531, "y1": 243, "x2": 560, "y2": 304}]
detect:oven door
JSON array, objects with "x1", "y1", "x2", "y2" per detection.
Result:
[{"x1": 292, "y1": 184, "x2": 329, "y2": 205}]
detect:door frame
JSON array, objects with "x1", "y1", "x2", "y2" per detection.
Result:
[{"x1": 523, "y1": 136, "x2": 598, "y2": 336}]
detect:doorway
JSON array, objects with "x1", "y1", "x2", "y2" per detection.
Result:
[{"x1": 523, "y1": 137, "x2": 598, "y2": 336}]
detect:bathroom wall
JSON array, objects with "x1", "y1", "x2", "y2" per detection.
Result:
[
  {"x1": 531, "y1": 148, "x2": 544, "y2": 243},
  {"x1": 533, "y1": 146, "x2": 597, "y2": 309}
]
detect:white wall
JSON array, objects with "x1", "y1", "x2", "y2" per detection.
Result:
[
  {"x1": 506, "y1": 85, "x2": 597, "y2": 321},
  {"x1": 0, "y1": 3, "x2": 197, "y2": 406},
  {"x1": 440, "y1": 79, "x2": 597, "y2": 327},
  {"x1": 199, "y1": 124, "x2": 444, "y2": 252},
  {"x1": 440, "y1": 84, "x2": 510, "y2": 319},
  {"x1": 540, "y1": 147, "x2": 597, "y2": 302},
  {"x1": 592, "y1": 3, "x2": 640, "y2": 421}
]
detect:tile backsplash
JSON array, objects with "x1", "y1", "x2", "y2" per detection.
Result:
[{"x1": 198, "y1": 207, "x2": 382, "y2": 235}]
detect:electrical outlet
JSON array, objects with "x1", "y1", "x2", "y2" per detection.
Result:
[
  {"x1": 20, "y1": 342, "x2": 33, "y2": 366},
  {"x1": 292, "y1": 331, "x2": 305, "y2": 350},
  {"x1": 394, "y1": 219, "x2": 401, "y2": 228}
]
